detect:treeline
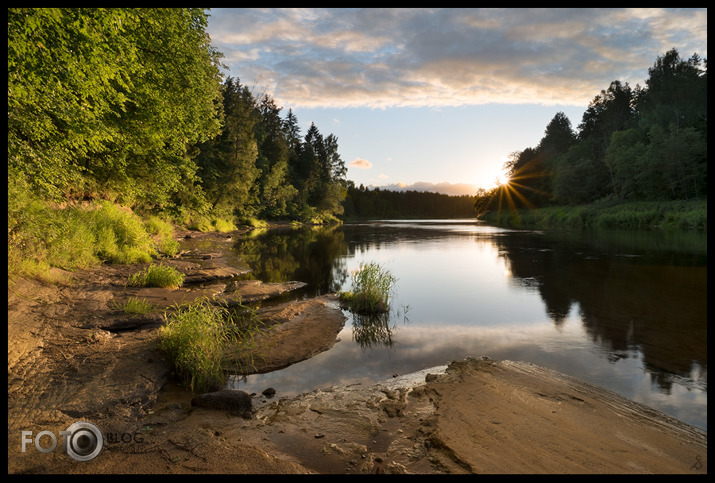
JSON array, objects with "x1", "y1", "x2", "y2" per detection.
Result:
[
  {"x1": 343, "y1": 183, "x2": 476, "y2": 219},
  {"x1": 8, "y1": 8, "x2": 346, "y2": 225},
  {"x1": 475, "y1": 48, "x2": 707, "y2": 214}
]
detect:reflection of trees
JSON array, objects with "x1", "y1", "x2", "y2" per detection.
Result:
[
  {"x1": 496, "y1": 231, "x2": 707, "y2": 393},
  {"x1": 232, "y1": 225, "x2": 349, "y2": 295},
  {"x1": 351, "y1": 312, "x2": 395, "y2": 350},
  {"x1": 348, "y1": 299, "x2": 410, "y2": 350}
]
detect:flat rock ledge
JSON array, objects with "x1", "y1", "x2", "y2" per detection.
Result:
[{"x1": 224, "y1": 294, "x2": 347, "y2": 374}]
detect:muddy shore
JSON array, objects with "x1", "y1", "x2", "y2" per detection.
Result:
[{"x1": 7, "y1": 230, "x2": 707, "y2": 474}]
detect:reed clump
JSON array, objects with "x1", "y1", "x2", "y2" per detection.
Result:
[
  {"x1": 339, "y1": 261, "x2": 397, "y2": 314},
  {"x1": 158, "y1": 299, "x2": 264, "y2": 392}
]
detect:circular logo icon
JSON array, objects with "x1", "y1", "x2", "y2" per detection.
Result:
[{"x1": 64, "y1": 421, "x2": 103, "y2": 462}]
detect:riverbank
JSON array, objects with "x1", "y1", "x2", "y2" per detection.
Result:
[
  {"x1": 479, "y1": 199, "x2": 707, "y2": 230},
  {"x1": 7, "y1": 230, "x2": 707, "y2": 474}
]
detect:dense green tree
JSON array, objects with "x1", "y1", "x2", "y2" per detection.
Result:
[
  {"x1": 552, "y1": 138, "x2": 609, "y2": 204},
  {"x1": 486, "y1": 48, "x2": 706, "y2": 212},
  {"x1": 638, "y1": 49, "x2": 707, "y2": 133},
  {"x1": 8, "y1": 8, "x2": 224, "y2": 205},
  {"x1": 538, "y1": 112, "x2": 576, "y2": 160},
  {"x1": 504, "y1": 147, "x2": 549, "y2": 208},
  {"x1": 195, "y1": 77, "x2": 260, "y2": 219},
  {"x1": 344, "y1": 186, "x2": 476, "y2": 219},
  {"x1": 255, "y1": 95, "x2": 298, "y2": 218}
]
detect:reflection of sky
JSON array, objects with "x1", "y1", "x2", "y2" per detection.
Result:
[
  {"x1": 234, "y1": 312, "x2": 707, "y2": 430},
  {"x1": 230, "y1": 222, "x2": 707, "y2": 431},
  {"x1": 342, "y1": 232, "x2": 547, "y2": 327}
]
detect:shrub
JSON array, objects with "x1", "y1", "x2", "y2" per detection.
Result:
[
  {"x1": 339, "y1": 261, "x2": 397, "y2": 314},
  {"x1": 128, "y1": 263, "x2": 185, "y2": 288},
  {"x1": 8, "y1": 177, "x2": 161, "y2": 280}
]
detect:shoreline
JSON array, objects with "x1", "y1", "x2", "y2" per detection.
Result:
[
  {"x1": 478, "y1": 198, "x2": 707, "y2": 230},
  {"x1": 7, "y1": 230, "x2": 707, "y2": 474}
]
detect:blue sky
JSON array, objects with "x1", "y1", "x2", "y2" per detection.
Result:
[{"x1": 206, "y1": 8, "x2": 707, "y2": 195}]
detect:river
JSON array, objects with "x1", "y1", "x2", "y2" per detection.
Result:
[{"x1": 223, "y1": 219, "x2": 707, "y2": 430}]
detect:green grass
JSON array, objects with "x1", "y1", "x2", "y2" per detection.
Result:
[
  {"x1": 8, "y1": 175, "x2": 176, "y2": 282},
  {"x1": 127, "y1": 263, "x2": 185, "y2": 288},
  {"x1": 144, "y1": 215, "x2": 180, "y2": 257},
  {"x1": 480, "y1": 199, "x2": 707, "y2": 230},
  {"x1": 339, "y1": 261, "x2": 397, "y2": 314},
  {"x1": 158, "y1": 299, "x2": 264, "y2": 392},
  {"x1": 111, "y1": 296, "x2": 155, "y2": 315},
  {"x1": 185, "y1": 215, "x2": 238, "y2": 233}
]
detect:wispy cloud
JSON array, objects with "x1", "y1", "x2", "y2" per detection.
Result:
[{"x1": 208, "y1": 8, "x2": 707, "y2": 109}]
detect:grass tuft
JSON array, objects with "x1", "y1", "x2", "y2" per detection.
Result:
[
  {"x1": 158, "y1": 299, "x2": 264, "y2": 392},
  {"x1": 339, "y1": 261, "x2": 397, "y2": 314},
  {"x1": 127, "y1": 263, "x2": 185, "y2": 288},
  {"x1": 111, "y1": 296, "x2": 155, "y2": 315}
]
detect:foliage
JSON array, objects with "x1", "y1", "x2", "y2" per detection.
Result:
[
  {"x1": 112, "y1": 296, "x2": 155, "y2": 315},
  {"x1": 195, "y1": 77, "x2": 347, "y2": 224},
  {"x1": 127, "y1": 263, "x2": 185, "y2": 288},
  {"x1": 8, "y1": 8, "x2": 224, "y2": 207},
  {"x1": 340, "y1": 262, "x2": 397, "y2": 314},
  {"x1": 479, "y1": 48, "x2": 706, "y2": 214},
  {"x1": 158, "y1": 298, "x2": 266, "y2": 391},
  {"x1": 8, "y1": 7, "x2": 351, "y2": 256},
  {"x1": 343, "y1": 183, "x2": 476, "y2": 219},
  {"x1": 8, "y1": 175, "x2": 171, "y2": 281},
  {"x1": 479, "y1": 199, "x2": 706, "y2": 230}
]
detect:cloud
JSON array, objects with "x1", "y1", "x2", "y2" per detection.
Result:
[
  {"x1": 208, "y1": 8, "x2": 707, "y2": 109},
  {"x1": 349, "y1": 157, "x2": 372, "y2": 169}
]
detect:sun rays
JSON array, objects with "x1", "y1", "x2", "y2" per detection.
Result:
[{"x1": 492, "y1": 165, "x2": 552, "y2": 218}]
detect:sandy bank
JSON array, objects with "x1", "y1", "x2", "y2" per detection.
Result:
[{"x1": 7, "y1": 230, "x2": 707, "y2": 474}]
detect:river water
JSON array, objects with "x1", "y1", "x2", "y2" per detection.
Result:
[{"x1": 223, "y1": 220, "x2": 707, "y2": 430}]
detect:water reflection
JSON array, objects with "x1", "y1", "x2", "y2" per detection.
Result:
[
  {"x1": 229, "y1": 220, "x2": 707, "y2": 429},
  {"x1": 493, "y1": 231, "x2": 707, "y2": 395}
]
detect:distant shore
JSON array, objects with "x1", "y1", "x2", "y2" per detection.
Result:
[{"x1": 479, "y1": 199, "x2": 706, "y2": 230}]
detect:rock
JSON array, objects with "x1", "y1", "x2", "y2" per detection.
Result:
[
  {"x1": 191, "y1": 389, "x2": 253, "y2": 417},
  {"x1": 262, "y1": 387, "x2": 277, "y2": 398}
]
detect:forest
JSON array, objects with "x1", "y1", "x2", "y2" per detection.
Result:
[
  {"x1": 342, "y1": 183, "x2": 476, "y2": 219},
  {"x1": 8, "y1": 8, "x2": 347, "y2": 225},
  {"x1": 7, "y1": 9, "x2": 708, "y2": 279},
  {"x1": 475, "y1": 48, "x2": 707, "y2": 216}
]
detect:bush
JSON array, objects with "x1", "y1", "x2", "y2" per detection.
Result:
[
  {"x1": 339, "y1": 261, "x2": 397, "y2": 314},
  {"x1": 127, "y1": 263, "x2": 185, "y2": 288},
  {"x1": 212, "y1": 217, "x2": 238, "y2": 232}
]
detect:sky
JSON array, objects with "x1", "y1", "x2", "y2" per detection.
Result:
[{"x1": 206, "y1": 8, "x2": 707, "y2": 195}]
